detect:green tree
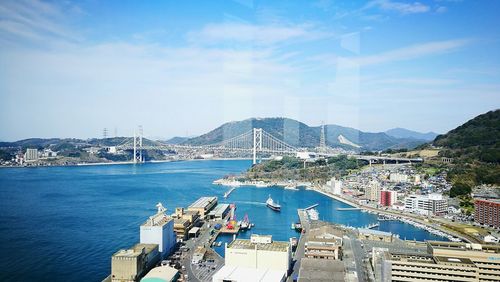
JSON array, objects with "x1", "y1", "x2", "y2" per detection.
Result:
[{"x1": 449, "y1": 182, "x2": 472, "y2": 198}]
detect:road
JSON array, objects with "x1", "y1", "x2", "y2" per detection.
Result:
[
  {"x1": 289, "y1": 209, "x2": 310, "y2": 281},
  {"x1": 346, "y1": 234, "x2": 367, "y2": 281},
  {"x1": 181, "y1": 220, "x2": 225, "y2": 282}
]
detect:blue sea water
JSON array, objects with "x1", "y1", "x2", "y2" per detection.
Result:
[{"x1": 0, "y1": 160, "x2": 446, "y2": 282}]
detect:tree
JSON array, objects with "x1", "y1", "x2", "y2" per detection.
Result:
[{"x1": 449, "y1": 182, "x2": 472, "y2": 198}]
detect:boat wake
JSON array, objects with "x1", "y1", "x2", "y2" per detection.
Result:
[{"x1": 232, "y1": 201, "x2": 266, "y2": 206}]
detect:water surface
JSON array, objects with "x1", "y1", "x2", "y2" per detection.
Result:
[{"x1": 0, "y1": 160, "x2": 446, "y2": 282}]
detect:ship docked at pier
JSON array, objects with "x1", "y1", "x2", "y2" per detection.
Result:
[{"x1": 266, "y1": 195, "x2": 281, "y2": 211}]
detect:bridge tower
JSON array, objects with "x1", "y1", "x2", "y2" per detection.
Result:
[
  {"x1": 252, "y1": 128, "x2": 262, "y2": 165},
  {"x1": 133, "y1": 125, "x2": 143, "y2": 164},
  {"x1": 319, "y1": 122, "x2": 326, "y2": 152}
]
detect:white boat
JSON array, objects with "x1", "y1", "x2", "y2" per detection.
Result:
[
  {"x1": 284, "y1": 184, "x2": 298, "y2": 190},
  {"x1": 238, "y1": 214, "x2": 252, "y2": 230},
  {"x1": 266, "y1": 195, "x2": 281, "y2": 211}
]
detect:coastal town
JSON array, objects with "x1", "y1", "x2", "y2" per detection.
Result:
[{"x1": 100, "y1": 150, "x2": 499, "y2": 282}]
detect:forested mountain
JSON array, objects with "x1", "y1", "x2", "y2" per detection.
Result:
[{"x1": 183, "y1": 117, "x2": 428, "y2": 151}]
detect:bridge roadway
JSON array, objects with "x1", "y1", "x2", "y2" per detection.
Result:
[
  {"x1": 116, "y1": 144, "x2": 423, "y2": 164},
  {"x1": 115, "y1": 128, "x2": 423, "y2": 164}
]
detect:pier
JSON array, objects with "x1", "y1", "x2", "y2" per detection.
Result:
[
  {"x1": 304, "y1": 203, "x2": 318, "y2": 210},
  {"x1": 337, "y1": 207, "x2": 362, "y2": 211},
  {"x1": 223, "y1": 186, "x2": 236, "y2": 198}
]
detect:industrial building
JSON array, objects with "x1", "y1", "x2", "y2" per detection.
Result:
[
  {"x1": 374, "y1": 251, "x2": 481, "y2": 282},
  {"x1": 305, "y1": 225, "x2": 343, "y2": 260},
  {"x1": 111, "y1": 243, "x2": 160, "y2": 282},
  {"x1": 224, "y1": 234, "x2": 291, "y2": 274},
  {"x1": 474, "y1": 198, "x2": 500, "y2": 228},
  {"x1": 188, "y1": 196, "x2": 218, "y2": 218},
  {"x1": 140, "y1": 203, "x2": 176, "y2": 258},
  {"x1": 298, "y1": 258, "x2": 345, "y2": 282},
  {"x1": 358, "y1": 228, "x2": 395, "y2": 242},
  {"x1": 372, "y1": 241, "x2": 500, "y2": 281},
  {"x1": 207, "y1": 203, "x2": 230, "y2": 220},
  {"x1": 172, "y1": 207, "x2": 200, "y2": 240},
  {"x1": 404, "y1": 193, "x2": 448, "y2": 215},
  {"x1": 427, "y1": 241, "x2": 500, "y2": 281}
]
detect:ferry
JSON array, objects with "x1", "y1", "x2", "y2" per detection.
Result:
[{"x1": 266, "y1": 195, "x2": 281, "y2": 211}]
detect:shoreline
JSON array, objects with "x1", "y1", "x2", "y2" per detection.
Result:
[
  {"x1": 0, "y1": 157, "x2": 252, "y2": 169},
  {"x1": 307, "y1": 186, "x2": 470, "y2": 242}
]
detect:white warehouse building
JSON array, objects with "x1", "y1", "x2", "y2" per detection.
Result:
[
  {"x1": 140, "y1": 203, "x2": 176, "y2": 259},
  {"x1": 213, "y1": 234, "x2": 291, "y2": 281}
]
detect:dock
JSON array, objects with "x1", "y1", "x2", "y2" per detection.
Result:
[
  {"x1": 223, "y1": 186, "x2": 237, "y2": 198},
  {"x1": 219, "y1": 225, "x2": 240, "y2": 234},
  {"x1": 337, "y1": 207, "x2": 362, "y2": 211},
  {"x1": 290, "y1": 209, "x2": 311, "y2": 279},
  {"x1": 365, "y1": 223, "x2": 379, "y2": 229},
  {"x1": 304, "y1": 203, "x2": 319, "y2": 210}
]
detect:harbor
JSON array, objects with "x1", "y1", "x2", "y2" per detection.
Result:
[{"x1": 0, "y1": 160, "x2": 457, "y2": 281}]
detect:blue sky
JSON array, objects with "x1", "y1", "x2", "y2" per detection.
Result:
[{"x1": 0, "y1": 0, "x2": 499, "y2": 140}]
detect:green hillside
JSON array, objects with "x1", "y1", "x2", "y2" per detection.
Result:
[
  {"x1": 434, "y1": 109, "x2": 500, "y2": 163},
  {"x1": 431, "y1": 109, "x2": 500, "y2": 195}
]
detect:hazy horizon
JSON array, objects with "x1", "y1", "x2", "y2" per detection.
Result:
[
  {"x1": 2, "y1": 113, "x2": 492, "y2": 142},
  {"x1": 1, "y1": 0, "x2": 499, "y2": 141}
]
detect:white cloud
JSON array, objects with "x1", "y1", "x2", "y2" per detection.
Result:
[
  {"x1": 188, "y1": 22, "x2": 331, "y2": 45},
  {"x1": 436, "y1": 6, "x2": 448, "y2": 13},
  {"x1": 347, "y1": 39, "x2": 470, "y2": 67},
  {"x1": 0, "y1": 0, "x2": 81, "y2": 43},
  {"x1": 366, "y1": 0, "x2": 430, "y2": 14}
]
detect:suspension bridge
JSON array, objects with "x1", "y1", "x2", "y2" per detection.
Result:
[{"x1": 114, "y1": 127, "x2": 423, "y2": 165}]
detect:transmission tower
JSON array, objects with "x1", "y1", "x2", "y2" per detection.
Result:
[
  {"x1": 319, "y1": 122, "x2": 326, "y2": 151},
  {"x1": 133, "y1": 125, "x2": 143, "y2": 164}
]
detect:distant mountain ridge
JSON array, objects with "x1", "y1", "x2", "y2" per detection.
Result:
[
  {"x1": 164, "y1": 136, "x2": 189, "y2": 145},
  {"x1": 385, "y1": 128, "x2": 438, "y2": 141},
  {"x1": 183, "y1": 117, "x2": 429, "y2": 151}
]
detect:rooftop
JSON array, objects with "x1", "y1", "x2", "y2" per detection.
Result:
[
  {"x1": 141, "y1": 212, "x2": 172, "y2": 227},
  {"x1": 358, "y1": 228, "x2": 393, "y2": 237},
  {"x1": 427, "y1": 241, "x2": 500, "y2": 253},
  {"x1": 228, "y1": 238, "x2": 290, "y2": 252},
  {"x1": 475, "y1": 198, "x2": 500, "y2": 204},
  {"x1": 434, "y1": 256, "x2": 475, "y2": 266},
  {"x1": 188, "y1": 196, "x2": 217, "y2": 209},
  {"x1": 113, "y1": 243, "x2": 158, "y2": 258},
  {"x1": 141, "y1": 266, "x2": 178, "y2": 282},
  {"x1": 212, "y1": 265, "x2": 285, "y2": 282},
  {"x1": 298, "y1": 258, "x2": 344, "y2": 282},
  {"x1": 208, "y1": 203, "x2": 230, "y2": 216}
]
